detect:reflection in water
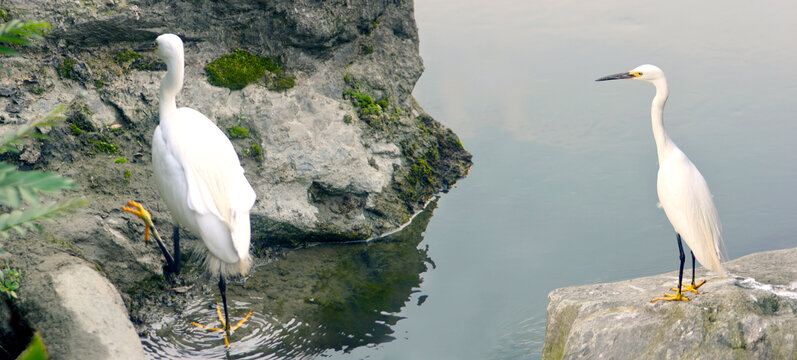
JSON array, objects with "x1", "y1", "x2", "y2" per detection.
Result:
[{"x1": 141, "y1": 199, "x2": 438, "y2": 359}]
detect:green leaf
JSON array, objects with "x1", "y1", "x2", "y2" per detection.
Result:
[
  {"x1": 0, "y1": 163, "x2": 77, "y2": 208},
  {"x1": 0, "y1": 20, "x2": 50, "y2": 56},
  {"x1": 0, "y1": 106, "x2": 66, "y2": 153},
  {"x1": 16, "y1": 332, "x2": 48, "y2": 360},
  {"x1": 0, "y1": 198, "x2": 87, "y2": 238}
]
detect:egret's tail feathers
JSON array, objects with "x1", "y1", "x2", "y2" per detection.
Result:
[
  {"x1": 702, "y1": 249, "x2": 727, "y2": 278},
  {"x1": 687, "y1": 195, "x2": 727, "y2": 278},
  {"x1": 205, "y1": 254, "x2": 251, "y2": 278},
  {"x1": 690, "y1": 219, "x2": 727, "y2": 278}
]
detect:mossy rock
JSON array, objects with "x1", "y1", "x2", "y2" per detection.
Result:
[
  {"x1": 227, "y1": 125, "x2": 249, "y2": 138},
  {"x1": 205, "y1": 49, "x2": 281, "y2": 90},
  {"x1": 56, "y1": 58, "x2": 78, "y2": 80},
  {"x1": 113, "y1": 50, "x2": 142, "y2": 64},
  {"x1": 270, "y1": 73, "x2": 295, "y2": 91},
  {"x1": 67, "y1": 100, "x2": 95, "y2": 132},
  {"x1": 248, "y1": 142, "x2": 263, "y2": 161}
]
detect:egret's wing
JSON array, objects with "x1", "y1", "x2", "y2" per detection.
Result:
[
  {"x1": 166, "y1": 108, "x2": 256, "y2": 221},
  {"x1": 657, "y1": 150, "x2": 725, "y2": 276}
]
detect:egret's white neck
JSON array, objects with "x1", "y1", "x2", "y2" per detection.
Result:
[
  {"x1": 159, "y1": 52, "x2": 184, "y2": 120},
  {"x1": 650, "y1": 78, "x2": 671, "y2": 163}
]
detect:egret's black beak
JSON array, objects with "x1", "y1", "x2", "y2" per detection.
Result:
[
  {"x1": 137, "y1": 41, "x2": 157, "y2": 53},
  {"x1": 595, "y1": 72, "x2": 635, "y2": 81}
]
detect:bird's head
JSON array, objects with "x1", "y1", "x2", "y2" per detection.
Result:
[
  {"x1": 154, "y1": 34, "x2": 184, "y2": 62},
  {"x1": 596, "y1": 64, "x2": 665, "y2": 83}
]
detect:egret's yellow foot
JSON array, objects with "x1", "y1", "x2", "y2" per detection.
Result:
[
  {"x1": 672, "y1": 279, "x2": 706, "y2": 294},
  {"x1": 651, "y1": 289, "x2": 690, "y2": 302},
  {"x1": 122, "y1": 200, "x2": 152, "y2": 243},
  {"x1": 191, "y1": 304, "x2": 252, "y2": 348}
]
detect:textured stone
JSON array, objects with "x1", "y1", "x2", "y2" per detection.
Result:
[
  {"x1": 16, "y1": 255, "x2": 145, "y2": 360},
  {"x1": 542, "y1": 247, "x2": 797, "y2": 360}
]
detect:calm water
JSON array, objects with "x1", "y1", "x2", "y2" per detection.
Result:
[{"x1": 143, "y1": 1, "x2": 797, "y2": 359}]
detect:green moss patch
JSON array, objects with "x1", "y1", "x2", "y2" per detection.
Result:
[
  {"x1": 91, "y1": 140, "x2": 118, "y2": 154},
  {"x1": 113, "y1": 50, "x2": 163, "y2": 71},
  {"x1": 248, "y1": 142, "x2": 263, "y2": 161},
  {"x1": 343, "y1": 86, "x2": 384, "y2": 117},
  {"x1": 67, "y1": 100, "x2": 95, "y2": 133},
  {"x1": 205, "y1": 49, "x2": 281, "y2": 90},
  {"x1": 270, "y1": 73, "x2": 295, "y2": 91},
  {"x1": 56, "y1": 58, "x2": 77, "y2": 79},
  {"x1": 70, "y1": 123, "x2": 83, "y2": 136},
  {"x1": 227, "y1": 125, "x2": 249, "y2": 138},
  {"x1": 113, "y1": 50, "x2": 143, "y2": 64},
  {"x1": 408, "y1": 158, "x2": 433, "y2": 185}
]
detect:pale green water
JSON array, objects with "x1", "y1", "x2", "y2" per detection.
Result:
[{"x1": 143, "y1": 1, "x2": 797, "y2": 359}]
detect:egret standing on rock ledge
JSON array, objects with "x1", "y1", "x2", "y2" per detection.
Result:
[
  {"x1": 152, "y1": 33, "x2": 257, "y2": 344},
  {"x1": 596, "y1": 64, "x2": 726, "y2": 302}
]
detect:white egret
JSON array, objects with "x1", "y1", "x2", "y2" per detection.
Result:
[
  {"x1": 596, "y1": 64, "x2": 726, "y2": 302},
  {"x1": 152, "y1": 33, "x2": 257, "y2": 341}
]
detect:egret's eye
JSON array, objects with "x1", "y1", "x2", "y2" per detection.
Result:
[{"x1": 636, "y1": 72, "x2": 643, "y2": 76}]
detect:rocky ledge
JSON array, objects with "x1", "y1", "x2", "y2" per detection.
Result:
[{"x1": 542, "y1": 247, "x2": 797, "y2": 359}]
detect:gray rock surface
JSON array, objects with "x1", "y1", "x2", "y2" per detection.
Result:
[
  {"x1": 3, "y1": 0, "x2": 470, "y2": 244},
  {"x1": 13, "y1": 254, "x2": 145, "y2": 360},
  {"x1": 542, "y1": 247, "x2": 797, "y2": 360}
]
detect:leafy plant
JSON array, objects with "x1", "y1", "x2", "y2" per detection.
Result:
[
  {"x1": 0, "y1": 264, "x2": 20, "y2": 298},
  {"x1": 0, "y1": 108, "x2": 87, "y2": 239},
  {"x1": 0, "y1": 19, "x2": 50, "y2": 55}
]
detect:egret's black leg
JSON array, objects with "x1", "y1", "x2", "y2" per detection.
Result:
[
  {"x1": 678, "y1": 250, "x2": 706, "y2": 294},
  {"x1": 151, "y1": 230, "x2": 176, "y2": 275},
  {"x1": 652, "y1": 233, "x2": 690, "y2": 302},
  {"x1": 676, "y1": 234, "x2": 685, "y2": 294},
  {"x1": 192, "y1": 273, "x2": 251, "y2": 348},
  {"x1": 171, "y1": 226, "x2": 180, "y2": 275},
  {"x1": 219, "y1": 274, "x2": 231, "y2": 336}
]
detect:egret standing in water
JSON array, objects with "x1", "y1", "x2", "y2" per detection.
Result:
[
  {"x1": 596, "y1": 64, "x2": 726, "y2": 302},
  {"x1": 128, "y1": 33, "x2": 257, "y2": 346}
]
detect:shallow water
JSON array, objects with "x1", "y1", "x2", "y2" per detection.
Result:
[
  {"x1": 143, "y1": 0, "x2": 797, "y2": 359},
  {"x1": 141, "y1": 201, "x2": 439, "y2": 359}
]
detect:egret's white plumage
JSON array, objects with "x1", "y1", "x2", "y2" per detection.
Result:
[
  {"x1": 632, "y1": 64, "x2": 726, "y2": 278},
  {"x1": 597, "y1": 65, "x2": 726, "y2": 297},
  {"x1": 152, "y1": 34, "x2": 256, "y2": 277}
]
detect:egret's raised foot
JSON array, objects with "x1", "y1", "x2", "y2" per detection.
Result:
[
  {"x1": 192, "y1": 304, "x2": 252, "y2": 348},
  {"x1": 122, "y1": 200, "x2": 178, "y2": 274},
  {"x1": 122, "y1": 200, "x2": 153, "y2": 243},
  {"x1": 672, "y1": 279, "x2": 706, "y2": 294},
  {"x1": 651, "y1": 290, "x2": 690, "y2": 302}
]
